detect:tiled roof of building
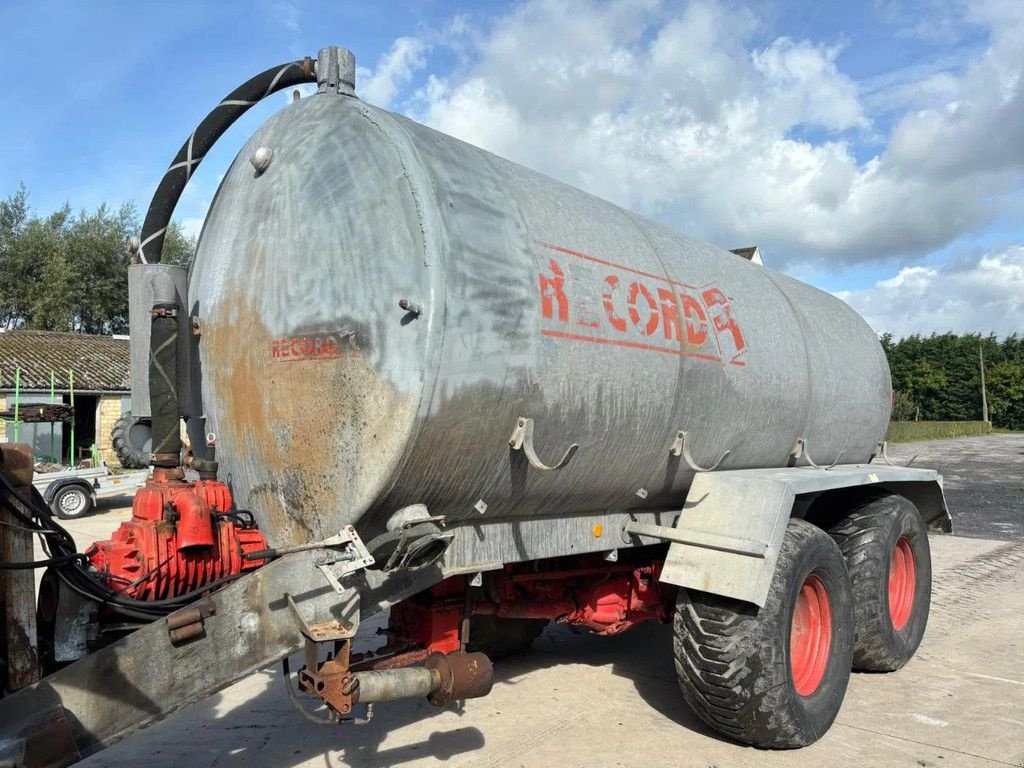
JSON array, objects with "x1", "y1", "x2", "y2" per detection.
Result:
[{"x1": 0, "y1": 331, "x2": 130, "y2": 392}]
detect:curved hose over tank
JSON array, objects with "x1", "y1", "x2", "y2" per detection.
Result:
[{"x1": 135, "y1": 56, "x2": 317, "y2": 263}]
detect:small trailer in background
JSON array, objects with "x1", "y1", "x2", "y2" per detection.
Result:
[{"x1": 32, "y1": 465, "x2": 150, "y2": 520}]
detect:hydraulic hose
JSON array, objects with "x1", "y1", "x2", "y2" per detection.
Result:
[
  {"x1": 136, "y1": 56, "x2": 316, "y2": 263},
  {"x1": 149, "y1": 298, "x2": 181, "y2": 466}
]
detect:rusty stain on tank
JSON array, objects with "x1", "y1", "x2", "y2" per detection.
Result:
[{"x1": 203, "y1": 279, "x2": 418, "y2": 546}]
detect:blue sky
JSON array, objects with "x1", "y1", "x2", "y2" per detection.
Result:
[{"x1": 1, "y1": 0, "x2": 1021, "y2": 337}]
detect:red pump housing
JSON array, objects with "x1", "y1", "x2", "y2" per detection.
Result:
[{"x1": 86, "y1": 468, "x2": 268, "y2": 600}]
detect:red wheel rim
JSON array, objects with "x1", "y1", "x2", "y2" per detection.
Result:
[
  {"x1": 888, "y1": 536, "x2": 916, "y2": 631},
  {"x1": 790, "y1": 574, "x2": 832, "y2": 697}
]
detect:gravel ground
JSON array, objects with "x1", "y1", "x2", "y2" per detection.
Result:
[{"x1": 886, "y1": 433, "x2": 1024, "y2": 541}]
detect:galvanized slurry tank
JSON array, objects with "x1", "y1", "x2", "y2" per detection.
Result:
[{"x1": 191, "y1": 80, "x2": 891, "y2": 545}]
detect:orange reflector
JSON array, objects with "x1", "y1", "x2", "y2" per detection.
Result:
[{"x1": 592, "y1": 523, "x2": 603, "y2": 538}]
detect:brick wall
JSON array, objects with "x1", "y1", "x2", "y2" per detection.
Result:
[{"x1": 97, "y1": 395, "x2": 123, "y2": 466}]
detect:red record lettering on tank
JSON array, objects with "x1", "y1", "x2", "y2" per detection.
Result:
[
  {"x1": 270, "y1": 330, "x2": 359, "y2": 362},
  {"x1": 535, "y1": 243, "x2": 747, "y2": 366}
]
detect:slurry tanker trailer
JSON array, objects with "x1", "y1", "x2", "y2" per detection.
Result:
[{"x1": 0, "y1": 47, "x2": 949, "y2": 765}]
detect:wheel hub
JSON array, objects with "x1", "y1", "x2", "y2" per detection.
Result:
[
  {"x1": 790, "y1": 573, "x2": 832, "y2": 696},
  {"x1": 888, "y1": 536, "x2": 916, "y2": 631},
  {"x1": 60, "y1": 490, "x2": 86, "y2": 515}
]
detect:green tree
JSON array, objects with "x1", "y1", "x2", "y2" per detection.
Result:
[
  {"x1": 161, "y1": 220, "x2": 198, "y2": 269},
  {"x1": 0, "y1": 185, "x2": 32, "y2": 328},
  {"x1": 881, "y1": 331, "x2": 1024, "y2": 430},
  {"x1": 32, "y1": 203, "x2": 137, "y2": 333},
  {"x1": 987, "y1": 361, "x2": 1024, "y2": 429},
  {"x1": 891, "y1": 390, "x2": 916, "y2": 421},
  {"x1": 0, "y1": 184, "x2": 199, "y2": 335},
  {"x1": 11, "y1": 205, "x2": 71, "y2": 329},
  {"x1": 908, "y1": 358, "x2": 947, "y2": 419}
]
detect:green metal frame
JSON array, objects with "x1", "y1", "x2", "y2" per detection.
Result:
[{"x1": 3, "y1": 367, "x2": 77, "y2": 466}]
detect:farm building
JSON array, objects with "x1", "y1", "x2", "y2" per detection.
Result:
[{"x1": 0, "y1": 330, "x2": 133, "y2": 467}]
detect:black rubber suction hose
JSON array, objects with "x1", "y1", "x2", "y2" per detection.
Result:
[
  {"x1": 136, "y1": 56, "x2": 316, "y2": 263},
  {"x1": 149, "y1": 299, "x2": 180, "y2": 467}
]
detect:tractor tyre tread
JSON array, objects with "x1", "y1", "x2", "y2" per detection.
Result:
[
  {"x1": 829, "y1": 494, "x2": 931, "y2": 671},
  {"x1": 673, "y1": 519, "x2": 854, "y2": 748}
]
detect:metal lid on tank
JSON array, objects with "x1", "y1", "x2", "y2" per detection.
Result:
[{"x1": 316, "y1": 46, "x2": 356, "y2": 96}]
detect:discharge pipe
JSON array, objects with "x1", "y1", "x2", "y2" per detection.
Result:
[{"x1": 353, "y1": 652, "x2": 493, "y2": 707}]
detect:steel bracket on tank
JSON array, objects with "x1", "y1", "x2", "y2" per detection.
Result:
[
  {"x1": 509, "y1": 417, "x2": 579, "y2": 471},
  {"x1": 870, "y1": 440, "x2": 917, "y2": 468},
  {"x1": 670, "y1": 430, "x2": 731, "y2": 472},
  {"x1": 315, "y1": 527, "x2": 376, "y2": 595},
  {"x1": 788, "y1": 438, "x2": 844, "y2": 470},
  {"x1": 286, "y1": 592, "x2": 359, "y2": 643}
]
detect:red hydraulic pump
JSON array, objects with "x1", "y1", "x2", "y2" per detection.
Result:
[{"x1": 86, "y1": 467, "x2": 268, "y2": 600}]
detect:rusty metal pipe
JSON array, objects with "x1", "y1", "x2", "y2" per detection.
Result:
[
  {"x1": 424, "y1": 651, "x2": 493, "y2": 706},
  {"x1": 351, "y1": 667, "x2": 439, "y2": 703},
  {"x1": 350, "y1": 651, "x2": 493, "y2": 707}
]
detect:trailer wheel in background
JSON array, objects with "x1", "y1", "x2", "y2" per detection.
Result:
[
  {"x1": 467, "y1": 616, "x2": 548, "y2": 659},
  {"x1": 829, "y1": 494, "x2": 931, "y2": 672},
  {"x1": 51, "y1": 484, "x2": 94, "y2": 520},
  {"x1": 673, "y1": 519, "x2": 854, "y2": 748},
  {"x1": 111, "y1": 411, "x2": 152, "y2": 470}
]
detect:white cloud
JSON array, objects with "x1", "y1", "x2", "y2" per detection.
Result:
[
  {"x1": 834, "y1": 246, "x2": 1024, "y2": 337},
  {"x1": 277, "y1": 1, "x2": 299, "y2": 34},
  {"x1": 179, "y1": 217, "x2": 205, "y2": 240},
  {"x1": 357, "y1": 37, "x2": 429, "y2": 109},
  {"x1": 385, "y1": 0, "x2": 1023, "y2": 268}
]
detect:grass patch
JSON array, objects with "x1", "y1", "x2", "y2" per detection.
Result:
[{"x1": 886, "y1": 420, "x2": 992, "y2": 443}]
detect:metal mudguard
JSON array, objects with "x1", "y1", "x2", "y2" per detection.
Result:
[{"x1": 655, "y1": 464, "x2": 948, "y2": 607}]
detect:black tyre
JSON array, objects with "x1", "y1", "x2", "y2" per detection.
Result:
[
  {"x1": 467, "y1": 615, "x2": 547, "y2": 659},
  {"x1": 673, "y1": 518, "x2": 854, "y2": 748},
  {"x1": 829, "y1": 494, "x2": 931, "y2": 672},
  {"x1": 51, "y1": 484, "x2": 94, "y2": 520},
  {"x1": 111, "y1": 411, "x2": 151, "y2": 469}
]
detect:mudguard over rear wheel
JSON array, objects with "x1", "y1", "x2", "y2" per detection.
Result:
[
  {"x1": 829, "y1": 494, "x2": 931, "y2": 671},
  {"x1": 673, "y1": 519, "x2": 854, "y2": 748}
]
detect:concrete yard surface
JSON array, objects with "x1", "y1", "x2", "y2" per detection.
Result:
[
  {"x1": 75, "y1": 533, "x2": 1024, "y2": 768},
  {"x1": 30, "y1": 436, "x2": 1024, "y2": 767},
  {"x1": 886, "y1": 433, "x2": 1024, "y2": 541}
]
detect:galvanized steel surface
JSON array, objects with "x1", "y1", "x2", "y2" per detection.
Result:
[
  {"x1": 0, "y1": 552, "x2": 440, "y2": 759},
  {"x1": 190, "y1": 88, "x2": 892, "y2": 546},
  {"x1": 655, "y1": 463, "x2": 947, "y2": 606}
]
